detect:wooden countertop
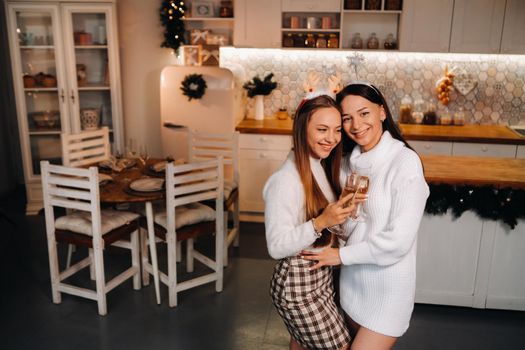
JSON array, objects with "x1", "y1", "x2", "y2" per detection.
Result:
[
  {"x1": 399, "y1": 124, "x2": 525, "y2": 145},
  {"x1": 421, "y1": 155, "x2": 525, "y2": 189},
  {"x1": 235, "y1": 118, "x2": 525, "y2": 144}
]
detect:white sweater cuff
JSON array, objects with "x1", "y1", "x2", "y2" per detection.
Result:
[{"x1": 339, "y1": 242, "x2": 376, "y2": 265}]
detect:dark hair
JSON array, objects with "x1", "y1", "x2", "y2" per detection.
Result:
[
  {"x1": 336, "y1": 83, "x2": 414, "y2": 154},
  {"x1": 293, "y1": 95, "x2": 342, "y2": 246}
]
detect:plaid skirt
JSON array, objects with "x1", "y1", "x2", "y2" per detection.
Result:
[{"x1": 270, "y1": 256, "x2": 350, "y2": 350}]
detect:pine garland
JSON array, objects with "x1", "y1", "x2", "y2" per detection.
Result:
[
  {"x1": 160, "y1": 0, "x2": 186, "y2": 52},
  {"x1": 180, "y1": 74, "x2": 207, "y2": 101},
  {"x1": 425, "y1": 184, "x2": 525, "y2": 229}
]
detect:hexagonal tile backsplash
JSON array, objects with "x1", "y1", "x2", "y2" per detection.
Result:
[{"x1": 220, "y1": 48, "x2": 525, "y2": 125}]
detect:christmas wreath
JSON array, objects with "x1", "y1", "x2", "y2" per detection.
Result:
[
  {"x1": 425, "y1": 184, "x2": 525, "y2": 229},
  {"x1": 180, "y1": 74, "x2": 207, "y2": 101},
  {"x1": 160, "y1": 0, "x2": 186, "y2": 52}
]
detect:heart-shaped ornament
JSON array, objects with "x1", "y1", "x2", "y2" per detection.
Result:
[{"x1": 452, "y1": 67, "x2": 477, "y2": 96}]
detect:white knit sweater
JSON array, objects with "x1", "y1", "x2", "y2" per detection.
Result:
[
  {"x1": 339, "y1": 131, "x2": 429, "y2": 337},
  {"x1": 263, "y1": 153, "x2": 336, "y2": 259}
]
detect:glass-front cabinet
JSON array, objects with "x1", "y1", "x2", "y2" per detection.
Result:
[{"x1": 6, "y1": 0, "x2": 123, "y2": 214}]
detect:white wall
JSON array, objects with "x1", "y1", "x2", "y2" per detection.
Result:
[{"x1": 117, "y1": 0, "x2": 176, "y2": 157}]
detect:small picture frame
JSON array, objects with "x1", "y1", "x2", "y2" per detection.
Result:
[
  {"x1": 192, "y1": 1, "x2": 214, "y2": 17},
  {"x1": 180, "y1": 45, "x2": 202, "y2": 66}
]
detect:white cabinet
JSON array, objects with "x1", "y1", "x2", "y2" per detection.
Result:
[
  {"x1": 449, "y1": 0, "x2": 506, "y2": 53},
  {"x1": 5, "y1": 0, "x2": 123, "y2": 214},
  {"x1": 239, "y1": 134, "x2": 292, "y2": 215},
  {"x1": 398, "y1": 0, "x2": 453, "y2": 52},
  {"x1": 516, "y1": 145, "x2": 525, "y2": 159},
  {"x1": 500, "y1": 0, "x2": 525, "y2": 54},
  {"x1": 452, "y1": 143, "x2": 517, "y2": 158},
  {"x1": 408, "y1": 140, "x2": 453, "y2": 155},
  {"x1": 234, "y1": 0, "x2": 281, "y2": 48},
  {"x1": 486, "y1": 219, "x2": 525, "y2": 311}
]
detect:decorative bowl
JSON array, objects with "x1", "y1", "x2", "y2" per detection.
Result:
[{"x1": 30, "y1": 111, "x2": 60, "y2": 128}]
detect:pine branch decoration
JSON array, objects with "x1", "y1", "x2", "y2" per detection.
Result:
[{"x1": 160, "y1": 0, "x2": 186, "y2": 52}]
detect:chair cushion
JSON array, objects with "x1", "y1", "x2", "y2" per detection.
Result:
[
  {"x1": 224, "y1": 180, "x2": 238, "y2": 199},
  {"x1": 55, "y1": 209, "x2": 139, "y2": 236},
  {"x1": 154, "y1": 202, "x2": 215, "y2": 230}
]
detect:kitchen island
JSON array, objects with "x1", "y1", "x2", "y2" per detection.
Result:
[{"x1": 236, "y1": 118, "x2": 525, "y2": 311}]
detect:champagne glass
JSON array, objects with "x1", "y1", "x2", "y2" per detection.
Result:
[
  {"x1": 345, "y1": 166, "x2": 371, "y2": 222},
  {"x1": 139, "y1": 145, "x2": 149, "y2": 166}
]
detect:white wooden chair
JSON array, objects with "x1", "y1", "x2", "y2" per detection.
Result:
[
  {"x1": 141, "y1": 157, "x2": 224, "y2": 307},
  {"x1": 188, "y1": 130, "x2": 240, "y2": 266},
  {"x1": 41, "y1": 161, "x2": 140, "y2": 316},
  {"x1": 61, "y1": 126, "x2": 111, "y2": 167},
  {"x1": 61, "y1": 127, "x2": 111, "y2": 267}
]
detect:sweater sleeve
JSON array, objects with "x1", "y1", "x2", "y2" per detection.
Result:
[
  {"x1": 339, "y1": 158, "x2": 429, "y2": 266},
  {"x1": 263, "y1": 171, "x2": 318, "y2": 260}
]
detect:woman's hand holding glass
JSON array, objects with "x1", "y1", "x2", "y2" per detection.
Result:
[{"x1": 319, "y1": 191, "x2": 367, "y2": 239}]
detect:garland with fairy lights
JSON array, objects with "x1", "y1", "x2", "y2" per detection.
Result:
[
  {"x1": 180, "y1": 74, "x2": 207, "y2": 101},
  {"x1": 425, "y1": 184, "x2": 525, "y2": 229},
  {"x1": 160, "y1": 0, "x2": 186, "y2": 52}
]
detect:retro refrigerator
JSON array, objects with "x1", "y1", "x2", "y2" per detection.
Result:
[{"x1": 160, "y1": 66, "x2": 242, "y2": 160}]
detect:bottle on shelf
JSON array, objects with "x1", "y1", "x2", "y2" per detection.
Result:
[
  {"x1": 439, "y1": 105, "x2": 452, "y2": 125},
  {"x1": 422, "y1": 102, "x2": 438, "y2": 125},
  {"x1": 305, "y1": 33, "x2": 316, "y2": 48},
  {"x1": 316, "y1": 34, "x2": 327, "y2": 48},
  {"x1": 384, "y1": 33, "x2": 397, "y2": 50},
  {"x1": 453, "y1": 107, "x2": 465, "y2": 125},
  {"x1": 367, "y1": 32, "x2": 379, "y2": 49},
  {"x1": 328, "y1": 34, "x2": 339, "y2": 48},
  {"x1": 283, "y1": 33, "x2": 294, "y2": 47},
  {"x1": 294, "y1": 33, "x2": 305, "y2": 47},
  {"x1": 350, "y1": 33, "x2": 363, "y2": 49},
  {"x1": 412, "y1": 99, "x2": 425, "y2": 124},
  {"x1": 219, "y1": 1, "x2": 234, "y2": 18}
]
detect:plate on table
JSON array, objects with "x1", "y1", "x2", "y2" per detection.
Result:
[
  {"x1": 98, "y1": 173, "x2": 113, "y2": 186},
  {"x1": 129, "y1": 177, "x2": 165, "y2": 192}
]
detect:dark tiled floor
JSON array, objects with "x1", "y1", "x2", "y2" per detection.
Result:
[{"x1": 1, "y1": 208, "x2": 525, "y2": 349}]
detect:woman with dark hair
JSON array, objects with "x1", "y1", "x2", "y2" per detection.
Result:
[
  {"x1": 264, "y1": 95, "x2": 364, "y2": 350},
  {"x1": 302, "y1": 83, "x2": 429, "y2": 349}
]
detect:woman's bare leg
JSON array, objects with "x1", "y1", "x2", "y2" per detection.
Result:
[
  {"x1": 290, "y1": 337, "x2": 307, "y2": 350},
  {"x1": 350, "y1": 326, "x2": 397, "y2": 350}
]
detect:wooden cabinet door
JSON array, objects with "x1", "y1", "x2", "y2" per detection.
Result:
[
  {"x1": 500, "y1": 0, "x2": 525, "y2": 54},
  {"x1": 234, "y1": 0, "x2": 281, "y2": 48},
  {"x1": 399, "y1": 0, "x2": 454, "y2": 52},
  {"x1": 449, "y1": 0, "x2": 506, "y2": 53}
]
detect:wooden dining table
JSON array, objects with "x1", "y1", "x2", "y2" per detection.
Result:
[{"x1": 96, "y1": 158, "x2": 166, "y2": 305}]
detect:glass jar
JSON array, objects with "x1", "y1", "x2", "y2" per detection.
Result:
[
  {"x1": 305, "y1": 33, "x2": 316, "y2": 48},
  {"x1": 384, "y1": 33, "x2": 397, "y2": 50},
  {"x1": 423, "y1": 102, "x2": 438, "y2": 125},
  {"x1": 328, "y1": 34, "x2": 339, "y2": 48},
  {"x1": 365, "y1": 0, "x2": 381, "y2": 10},
  {"x1": 412, "y1": 99, "x2": 425, "y2": 124},
  {"x1": 399, "y1": 95, "x2": 413, "y2": 124},
  {"x1": 350, "y1": 33, "x2": 363, "y2": 49},
  {"x1": 453, "y1": 107, "x2": 465, "y2": 125},
  {"x1": 315, "y1": 34, "x2": 327, "y2": 48},
  {"x1": 439, "y1": 105, "x2": 452, "y2": 125},
  {"x1": 219, "y1": 1, "x2": 234, "y2": 18},
  {"x1": 283, "y1": 33, "x2": 294, "y2": 47},
  {"x1": 367, "y1": 32, "x2": 379, "y2": 49},
  {"x1": 294, "y1": 33, "x2": 305, "y2": 47}
]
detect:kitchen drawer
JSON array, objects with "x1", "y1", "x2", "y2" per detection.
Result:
[
  {"x1": 408, "y1": 140, "x2": 453, "y2": 155},
  {"x1": 452, "y1": 143, "x2": 517, "y2": 158},
  {"x1": 239, "y1": 134, "x2": 292, "y2": 151},
  {"x1": 516, "y1": 145, "x2": 525, "y2": 159},
  {"x1": 282, "y1": 0, "x2": 340, "y2": 12}
]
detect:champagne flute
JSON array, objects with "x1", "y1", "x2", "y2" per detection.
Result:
[
  {"x1": 345, "y1": 166, "x2": 371, "y2": 222},
  {"x1": 139, "y1": 145, "x2": 149, "y2": 166}
]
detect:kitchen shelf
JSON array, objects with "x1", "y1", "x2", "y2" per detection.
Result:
[
  {"x1": 282, "y1": 28, "x2": 340, "y2": 32},
  {"x1": 184, "y1": 17, "x2": 234, "y2": 22}
]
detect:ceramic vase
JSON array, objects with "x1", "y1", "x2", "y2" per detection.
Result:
[{"x1": 254, "y1": 95, "x2": 264, "y2": 120}]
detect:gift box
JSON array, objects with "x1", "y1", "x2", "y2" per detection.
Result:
[
  {"x1": 180, "y1": 45, "x2": 202, "y2": 66},
  {"x1": 201, "y1": 44, "x2": 220, "y2": 66},
  {"x1": 206, "y1": 33, "x2": 229, "y2": 46},
  {"x1": 190, "y1": 29, "x2": 210, "y2": 45}
]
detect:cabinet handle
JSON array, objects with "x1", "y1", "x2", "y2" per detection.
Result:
[
  {"x1": 481, "y1": 146, "x2": 488, "y2": 152},
  {"x1": 260, "y1": 137, "x2": 268, "y2": 142},
  {"x1": 259, "y1": 153, "x2": 267, "y2": 158},
  {"x1": 70, "y1": 90, "x2": 75, "y2": 103},
  {"x1": 424, "y1": 144, "x2": 431, "y2": 149},
  {"x1": 60, "y1": 89, "x2": 65, "y2": 103}
]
